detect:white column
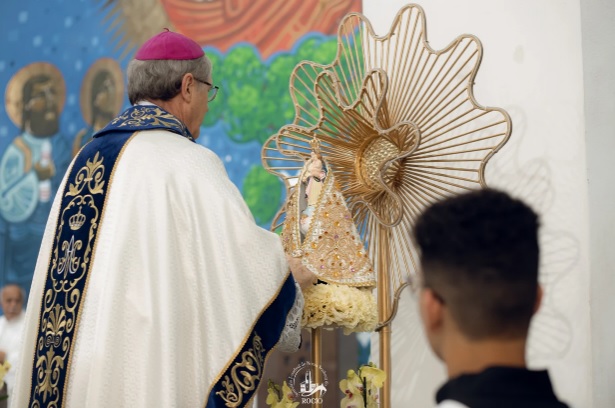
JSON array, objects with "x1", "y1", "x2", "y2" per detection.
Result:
[{"x1": 581, "y1": 0, "x2": 615, "y2": 407}]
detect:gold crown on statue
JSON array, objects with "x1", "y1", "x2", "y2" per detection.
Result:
[
  {"x1": 309, "y1": 136, "x2": 321, "y2": 156},
  {"x1": 69, "y1": 207, "x2": 86, "y2": 231}
]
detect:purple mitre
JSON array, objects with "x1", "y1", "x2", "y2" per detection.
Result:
[{"x1": 135, "y1": 29, "x2": 204, "y2": 61}]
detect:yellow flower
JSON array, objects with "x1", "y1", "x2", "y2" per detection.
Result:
[
  {"x1": 281, "y1": 381, "x2": 299, "y2": 408},
  {"x1": 339, "y1": 369, "x2": 366, "y2": 408},
  {"x1": 0, "y1": 361, "x2": 11, "y2": 390},
  {"x1": 267, "y1": 381, "x2": 299, "y2": 408},
  {"x1": 359, "y1": 364, "x2": 386, "y2": 389},
  {"x1": 341, "y1": 393, "x2": 366, "y2": 408},
  {"x1": 266, "y1": 381, "x2": 281, "y2": 406},
  {"x1": 341, "y1": 369, "x2": 364, "y2": 392},
  {"x1": 339, "y1": 364, "x2": 386, "y2": 407}
]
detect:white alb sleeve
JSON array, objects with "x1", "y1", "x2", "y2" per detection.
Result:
[{"x1": 275, "y1": 281, "x2": 304, "y2": 353}]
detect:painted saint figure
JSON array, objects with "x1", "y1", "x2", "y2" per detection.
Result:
[
  {"x1": 0, "y1": 63, "x2": 70, "y2": 288},
  {"x1": 72, "y1": 59, "x2": 124, "y2": 157}
]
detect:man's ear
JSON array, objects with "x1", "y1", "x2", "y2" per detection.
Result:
[
  {"x1": 419, "y1": 288, "x2": 444, "y2": 333},
  {"x1": 180, "y1": 73, "x2": 194, "y2": 103},
  {"x1": 533, "y1": 285, "x2": 543, "y2": 315}
]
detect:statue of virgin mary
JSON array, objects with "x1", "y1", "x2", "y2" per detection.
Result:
[{"x1": 281, "y1": 141, "x2": 377, "y2": 334}]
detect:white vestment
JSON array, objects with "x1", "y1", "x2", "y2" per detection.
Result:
[
  {"x1": 11, "y1": 128, "x2": 302, "y2": 408},
  {"x1": 0, "y1": 311, "x2": 25, "y2": 400}
]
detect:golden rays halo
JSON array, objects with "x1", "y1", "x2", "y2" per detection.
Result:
[
  {"x1": 80, "y1": 58, "x2": 124, "y2": 126},
  {"x1": 262, "y1": 3, "x2": 511, "y2": 304}
]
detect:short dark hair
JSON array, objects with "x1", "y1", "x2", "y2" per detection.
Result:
[{"x1": 414, "y1": 189, "x2": 540, "y2": 339}]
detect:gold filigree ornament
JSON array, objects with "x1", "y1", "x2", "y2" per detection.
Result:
[
  {"x1": 216, "y1": 334, "x2": 265, "y2": 407},
  {"x1": 33, "y1": 152, "x2": 108, "y2": 406},
  {"x1": 262, "y1": 3, "x2": 511, "y2": 313}
]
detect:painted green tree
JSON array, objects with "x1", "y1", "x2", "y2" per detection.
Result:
[
  {"x1": 203, "y1": 51, "x2": 225, "y2": 123},
  {"x1": 242, "y1": 165, "x2": 283, "y2": 225},
  {"x1": 203, "y1": 35, "x2": 341, "y2": 226},
  {"x1": 202, "y1": 35, "x2": 339, "y2": 144}
]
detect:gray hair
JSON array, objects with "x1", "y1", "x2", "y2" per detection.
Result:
[{"x1": 127, "y1": 56, "x2": 212, "y2": 105}]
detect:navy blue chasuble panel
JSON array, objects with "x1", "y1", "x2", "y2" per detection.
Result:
[
  {"x1": 27, "y1": 105, "x2": 193, "y2": 407},
  {"x1": 206, "y1": 273, "x2": 296, "y2": 408},
  {"x1": 27, "y1": 130, "x2": 135, "y2": 407}
]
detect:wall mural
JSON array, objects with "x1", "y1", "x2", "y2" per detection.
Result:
[{"x1": 0, "y1": 1, "x2": 362, "y2": 294}]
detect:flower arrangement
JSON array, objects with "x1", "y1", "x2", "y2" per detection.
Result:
[
  {"x1": 301, "y1": 283, "x2": 378, "y2": 334},
  {"x1": 266, "y1": 380, "x2": 299, "y2": 408},
  {"x1": 339, "y1": 363, "x2": 386, "y2": 408}
]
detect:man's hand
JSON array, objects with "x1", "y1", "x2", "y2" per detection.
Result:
[
  {"x1": 286, "y1": 255, "x2": 317, "y2": 290},
  {"x1": 0, "y1": 350, "x2": 6, "y2": 364}
]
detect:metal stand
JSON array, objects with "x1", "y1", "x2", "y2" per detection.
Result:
[
  {"x1": 377, "y1": 229, "x2": 392, "y2": 408},
  {"x1": 311, "y1": 327, "x2": 323, "y2": 408}
]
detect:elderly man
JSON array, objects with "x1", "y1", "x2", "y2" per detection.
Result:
[
  {"x1": 0, "y1": 284, "x2": 25, "y2": 405},
  {"x1": 414, "y1": 189, "x2": 568, "y2": 408},
  {"x1": 11, "y1": 31, "x2": 313, "y2": 408}
]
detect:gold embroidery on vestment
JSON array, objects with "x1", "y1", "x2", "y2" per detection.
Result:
[
  {"x1": 29, "y1": 133, "x2": 139, "y2": 407},
  {"x1": 215, "y1": 334, "x2": 265, "y2": 407},
  {"x1": 112, "y1": 106, "x2": 186, "y2": 133},
  {"x1": 202, "y1": 270, "x2": 292, "y2": 408}
]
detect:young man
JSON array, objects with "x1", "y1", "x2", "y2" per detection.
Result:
[{"x1": 414, "y1": 189, "x2": 569, "y2": 408}]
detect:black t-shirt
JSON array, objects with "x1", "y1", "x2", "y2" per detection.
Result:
[{"x1": 436, "y1": 366, "x2": 569, "y2": 408}]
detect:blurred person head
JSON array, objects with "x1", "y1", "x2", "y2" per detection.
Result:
[
  {"x1": 414, "y1": 189, "x2": 542, "y2": 368},
  {"x1": 1, "y1": 284, "x2": 24, "y2": 321}
]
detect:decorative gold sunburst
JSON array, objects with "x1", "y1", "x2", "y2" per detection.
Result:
[
  {"x1": 263, "y1": 4, "x2": 511, "y2": 303},
  {"x1": 98, "y1": 0, "x2": 173, "y2": 57}
]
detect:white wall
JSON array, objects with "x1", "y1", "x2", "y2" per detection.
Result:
[
  {"x1": 580, "y1": 0, "x2": 615, "y2": 407},
  {"x1": 364, "y1": 1, "x2": 613, "y2": 406}
]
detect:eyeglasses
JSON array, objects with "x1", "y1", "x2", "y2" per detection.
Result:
[{"x1": 195, "y1": 78, "x2": 219, "y2": 102}]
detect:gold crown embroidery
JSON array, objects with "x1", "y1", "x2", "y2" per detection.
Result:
[{"x1": 69, "y1": 206, "x2": 86, "y2": 231}]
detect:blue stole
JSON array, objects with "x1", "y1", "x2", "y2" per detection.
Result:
[
  {"x1": 206, "y1": 274, "x2": 296, "y2": 407},
  {"x1": 27, "y1": 105, "x2": 193, "y2": 407}
]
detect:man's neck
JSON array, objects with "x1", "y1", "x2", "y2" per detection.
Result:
[
  {"x1": 443, "y1": 333, "x2": 527, "y2": 378},
  {"x1": 144, "y1": 98, "x2": 183, "y2": 120}
]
